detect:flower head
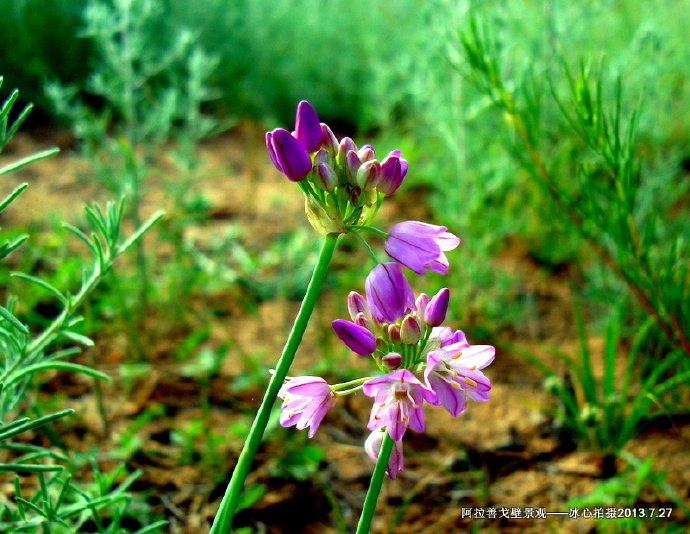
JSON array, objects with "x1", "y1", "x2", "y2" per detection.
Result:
[
  {"x1": 365, "y1": 429, "x2": 404, "y2": 480},
  {"x1": 365, "y1": 263, "x2": 416, "y2": 323},
  {"x1": 363, "y1": 369, "x2": 436, "y2": 440},
  {"x1": 278, "y1": 376, "x2": 335, "y2": 438},
  {"x1": 424, "y1": 342, "x2": 494, "y2": 417},
  {"x1": 385, "y1": 221, "x2": 461, "y2": 275}
]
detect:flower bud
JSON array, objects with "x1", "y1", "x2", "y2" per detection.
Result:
[
  {"x1": 415, "y1": 293, "x2": 430, "y2": 319},
  {"x1": 313, "y1": 148, "x2": 331, "y2": 166},
  {"x1": 356, "y1": 159, "x2": 381, "y2": 191},
  {"x1": 344, "y1": 150, "x2": 361, "y2": 186},
  {"x1": 379, "y1": 153, "x2": 403, "y2": 196},
  {"x1": 387, "y1": 323, "x2": 401, "y2": 344},
  {"x1": 294, "y1": 100, "x2": 322, "y2": 152},
  {"x1": 337, "y1": 137, "x2": 357, "y2": 167},
  {"x1": 347, "y1": 291, "x2": 370, "y2": 321},
  {"x1": 381, "y1": 352, "x2": 402, "y2": 370},
  {"x1": 313, "y1": 162, "x2": 337, "y2": 191},
  {"x1": 400, "y1": 314, "x2": 422, "y2": 344},
  {"x1": 332, "y1": 319, "x2": 376, "y2": 355},
  {"x1": 424, "y1": 288, "x2": 450, "y2": 327},
  {"x1": 321, "y1": 123, "x2": 339, "y2": 155},
  {"x1": 357, "y1": 144, "x2": 375, "y2": 162},
  {"x1": 266, "y1": 128, "x2": 312, "y2": 182},
  {"x1": 354, "y1": 311, "x2": 374, "y2": 332}
]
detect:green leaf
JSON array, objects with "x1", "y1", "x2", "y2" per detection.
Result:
[
  {"x1": 0, "y1": 305, "x2": 28, "y2": 334},
  {"x1": 0, "y1": 147, "x2": 59, "y2": 176},
  {"x1": 0, "y1": 410, "x2": 74, "y2": 442},
  {"x1": 7, "y1": 362, "x2": 110, "y2": 385},
  {"x1": 0, "y1": 463, "x2": 63, "y2": 474},
  {"x1": 0, "y1": 182, "x2": 28, "y2": 213},
  {"x1": 10, "y1": 272, "x2": 68, "y2": 305}
]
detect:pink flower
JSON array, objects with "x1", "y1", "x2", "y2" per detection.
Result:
[
  {"x1": 385, "y1": 221, "x2": 461, "y2": 275},
  {"x1": 278, "y1": 376, "x2": 335, "y2": 438},
  {"x1": 424, "y1": 342, "x2": 494, "y2": 417},
  {"x1": 364, "y1": 430, "x2": 404, "y2": 480},
  {"x1": 362, "y1": 369, "x2": 436, "y2": 441}
]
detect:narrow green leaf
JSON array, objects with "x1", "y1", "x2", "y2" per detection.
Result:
[
  {"x1": 0, "y1": 410, "x2": 74, "y2": 442},
  {"x1": 0, "y1": 234, "x2": 29, "y2": 261},
  {"x1": 116, "y1": 209, "x2": 164, "y2": 257},
  {"x1": 62, "y1": 223, "x2": 98, "y2": 255},
  {"x1": 8, "y1": 362, "x2": 110, "y2": 385},
  {"x1": 10, "y1": 272, "x2": 67, "y2": 305},
  {"x1": 0, "y1": 182, "x2": 28, "y2": 212},
  {"x1": 0, "y1": 147, "x2": 59, "y2": 176},
  {"x1": 131, "y1": 520, "x2": 168, "y2": 534},
  {"x1": 60, "y1": 330, "x2": 94, "y2": 347},
  {"x1": 0, "y1": 305, "x2": 28, "y2": 334}
]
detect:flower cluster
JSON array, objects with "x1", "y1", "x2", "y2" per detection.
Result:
[
  {"x1": 266, "y1": 101, "x2": 408, "y2": 235},
  {"x1": 278, "y1": 263, "x2": 494, "y2": 479},
  {"x1": 270, "y1": 100, "x2": 492, "y2": 480}
]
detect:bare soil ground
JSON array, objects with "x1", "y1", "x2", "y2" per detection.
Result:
[{"x1": 1, "y1": 126, "x2": 689, "y2": 534}]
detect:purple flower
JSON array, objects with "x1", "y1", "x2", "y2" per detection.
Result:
[
  {"x1": 365, "y1": 430, "x2": 404, "y2": 480},
  {"x1": 294, "y1": 100, "x2": 322, "y2": 152},
  {"x1": 424, "y1": 288, "x2": 450, "y2": 327},
  {"x1": 379, "y1": 151, "x2": 407, "y2": 196},
  {"x1": 365, "y1": 263, "x2": 416, "y2": 323},
  {"x1": 432, "y1": 327, "x2": 469, "y2": 348},
  {"x1": 385, "y1": 221, "x2": 461, "y2": 275},
  {"x1": 278, "y1": 376, "x2": 335, "y2": 438},
  {"x1": 266, "y1": 128, "x2": 312, "y2": 182},
  {"x1": 363, "y1": 369, "x2": 436, "y2": 441},
  {"x1": 332, "y1": 319, "x2": 377, "y2": 355},
  {"x1": 424, "y1": 342, "x2": 494, "y2": 417}
]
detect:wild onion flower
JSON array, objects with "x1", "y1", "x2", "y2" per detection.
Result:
[
  {"x1": 365, "y1": 429, "x2": 404, "y2": 480},
  {"x1": 265, "y1": 100, "x2": 408, "y2": 235},
  {"x1": 332, "y1": 318, "x2": 377, "y2": 355},
  {"x1": 362, "y1": 369, "x2": 436, "y2": 440},
  {"x1": 424, "y1": 341, "x2": 495, "y2": 417},
  {"x1": 385, "y1": 221, "x2": 461, "y2": 275},
  {"x1": 277, "y1": 376, "x2": 335, "y2": 438},
  {"x1": 365, "y1": 262, "x2": 416, "y2": 323}
]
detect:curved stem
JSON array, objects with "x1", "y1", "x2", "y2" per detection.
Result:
[
  {"x1": 209, "y1": 232, "x2": 340, "y2": 534},
  {"x1": 355, "y1": 432, "x2": 395, "y2": 534}
]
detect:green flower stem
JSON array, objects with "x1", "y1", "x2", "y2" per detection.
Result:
[
  {"x1": 355, "y1": 431, "x2": 395, "y2": 534},
  {"x1": 209, "y1": 232, "x2": 340, "y2": 534}
]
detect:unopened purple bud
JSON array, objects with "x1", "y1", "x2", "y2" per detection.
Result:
[
  {"x1": 314, "y1": 148, "x2": 331, "y2": 165},
  {"x1": 387, "y1": 323, "x2": 401, "y2": 344},
  {"x1": 320, "y1": 123, "x2": 339, "y2": 155},
  {"x1": 347, "y1": 291, "x2": 370, "y2": 321},
  {"x1": 357, "y1": 145, "x2": 375, "y2": 162},
  {"x1": 332, "y1": 319, "x2": 376, "y2": 355},
  {"x1": 424, "y1": 288, "x2": 450, "y2": 327},
  {"x1": 294, "y1": 100, "x2": 322, "y2": 152},
  {"x1": 354, "y1": 311, "x2": 374, "y2": 332},
  {"x1": 356, "y1": 159, "x2": 381, "y2": 191},
  {"x1": 379, "y1": 154, "x2": 403, "y2": 196},
  {"x1": 345, "y1": 150, "x2": 361, "y2": 186},
  {"x1": 313, "y1": 162, "x2": 338, "y2": 191},
  {"x1": 337, "y1": 137, "x2": 357, "y2": 167},
  {"x1": 266, "y1": 128, "x2": 312, "y2": 182},
  {"x1": 400, "y1": 314, "x2": 422, "y2": 344},
  {"x1": 365, "y1": 262, "x2": 416, "y2": 323},
  {"x1": 381, "y1": 352, "x2": 402, "y2": 370},
  {"x1": 350, "y1": 187, "x2": 362, "y2": 205}
]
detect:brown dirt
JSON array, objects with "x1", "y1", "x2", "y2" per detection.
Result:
[{"x1": 1, "y1": 126, "x2": 688, "y2": 534}]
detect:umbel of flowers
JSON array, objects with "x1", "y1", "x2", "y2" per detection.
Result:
[
  {"x1": 279, "y1": 261, "x2": 495, "y2": 479},
  {"x1": 266, "y1": 101, "x2": 407, "y2": 235}
]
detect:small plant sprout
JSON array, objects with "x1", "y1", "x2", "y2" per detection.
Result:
[{"x1": 209, "y1": 100, "x2": 480, "y2": 534}]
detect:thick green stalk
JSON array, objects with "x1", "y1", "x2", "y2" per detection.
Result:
[
  {"x1": 355, "y1": 432, "x2": 395, "y2": 534},
  {"x1": 209, "y1": 232, "x2": 340, "y2": 534}
]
